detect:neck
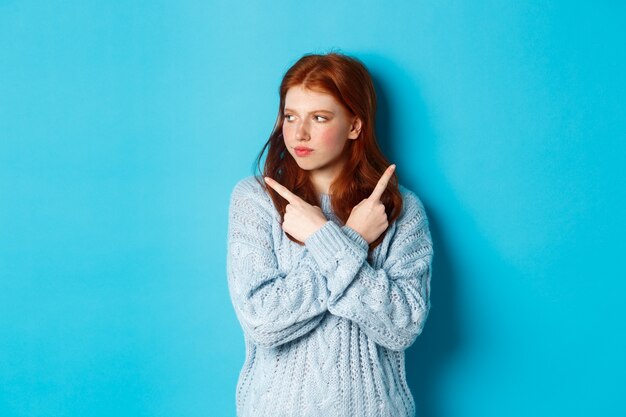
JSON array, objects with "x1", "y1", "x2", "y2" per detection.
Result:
[
  {"x1": 310, "y1": 180, "x2": 331, "y2": 196},
  {"x1": 310, "y1": 163, "x2": 344, "y2": 196}
]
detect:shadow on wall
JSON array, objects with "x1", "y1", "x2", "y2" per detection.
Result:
[{"x1": 367, "y1": 54, "x2": 462, "y2": 417}]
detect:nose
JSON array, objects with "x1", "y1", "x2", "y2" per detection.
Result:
[{"x1": 295, "y1": 119, "x2": 310, "y2": 141}]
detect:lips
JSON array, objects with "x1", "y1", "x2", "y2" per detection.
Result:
[{"x1": 294, "y1": 146, "x2": 313, "y2": 157}]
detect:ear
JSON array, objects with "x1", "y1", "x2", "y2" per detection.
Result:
[{"x1": 348, "y1": 116, "x2": 362, "y2": 140}]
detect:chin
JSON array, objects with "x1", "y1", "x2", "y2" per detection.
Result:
[
  {"x1": 289, "y1": 156, "x2": 315, "y2": 169},
  {"x1": 294, "y1": 162, "x2": 315, "y2": 171}
]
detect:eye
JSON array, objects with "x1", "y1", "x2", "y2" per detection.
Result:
[
  {"x1": 314, "y1": 115, "x2": 328, "y2": 122},
  {"x1": 284, "y1": 114, "x2": 295, "y2": 122}
]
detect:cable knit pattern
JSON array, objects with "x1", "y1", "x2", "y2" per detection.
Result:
[{"x1": 227, "y1": 175, "x2": 433, "y2": 417}]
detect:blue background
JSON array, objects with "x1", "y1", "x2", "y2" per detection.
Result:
[{"x1": 1, "y1": 1, "x2": 624, "y2": 416}]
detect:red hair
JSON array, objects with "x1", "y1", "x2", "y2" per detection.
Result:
[{"x1": 254, "y1": 52, "x2": 403, "y2": 252}]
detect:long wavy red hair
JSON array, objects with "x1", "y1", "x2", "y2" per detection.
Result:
[{"x1": 254, "y1": 52, "x2": 403, "y2": 252}]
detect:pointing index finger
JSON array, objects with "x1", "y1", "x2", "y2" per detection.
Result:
[
  {"x1": 264, "y1": 177, "x2": 301, "y2": 204},
  {"x1": 368, "y1": 164, "x2": 396, "y2": 202}
]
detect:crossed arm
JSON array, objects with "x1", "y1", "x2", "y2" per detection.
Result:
[{"x1": 226, "y1": 180, "x2": 433, "y2": 350}]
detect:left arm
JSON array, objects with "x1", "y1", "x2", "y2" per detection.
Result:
[{"x1": 304, "y1": 192, "x2": 433, "y2": 351}]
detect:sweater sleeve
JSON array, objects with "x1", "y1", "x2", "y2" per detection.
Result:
[
  {"x1": 304, "y1": 190, "x2": 433, "y2": 351},
  {"x1": 227, "y1": 178, "x2": 330, "y2": 349}
]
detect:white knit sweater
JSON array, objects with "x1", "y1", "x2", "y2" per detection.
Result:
[{"x1": 227, "y1": 175, "x2": 433, "y2": 417}]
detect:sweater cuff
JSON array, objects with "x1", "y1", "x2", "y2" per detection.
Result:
[
  {"x1": 340, "y1": 225, "x2": 369, "y2": 251},
  {"x1": 305, "y1": 221, "x2": 367, "y2": 273}
]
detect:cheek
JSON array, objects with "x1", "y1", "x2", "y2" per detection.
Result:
[
  {"x1": 317, "y1": 126, "x2": 344, "y2": 146},
  {"x1": 282, "y1": 124, "x2": 292, "y2": 139}
]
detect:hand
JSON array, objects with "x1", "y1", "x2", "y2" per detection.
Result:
[
  {"x1": 345, "y1": 164, "x2": 396, "y2": 244},
  {"x1": 263, "y1": 177, "x2": 329, "y2": 242}
]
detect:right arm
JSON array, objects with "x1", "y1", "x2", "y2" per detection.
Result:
[{"x1": 226, "y1": 178, "x2": 330, "y2": 349}]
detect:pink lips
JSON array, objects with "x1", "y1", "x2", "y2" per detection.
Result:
[{"x1": 294, "y1": 147, "x2": 313, "y2": 157}]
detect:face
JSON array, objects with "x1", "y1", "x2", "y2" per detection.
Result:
[{"x1": 282, "y1": 85, "x2": 362, "y2": 183}]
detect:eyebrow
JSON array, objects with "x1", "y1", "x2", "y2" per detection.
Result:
[{"x1": 284, "y1": 108, "x2": 335, "y2": 115}]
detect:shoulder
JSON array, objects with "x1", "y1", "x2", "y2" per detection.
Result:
[
  {"x1": 230, "y1": 175, "x2": 267, "y2": 199},
  {"x1": 229, "y1": 175, "x2": 277, "y2": 218},
  {"x1": 397, "y1": 183, "x2": 429, "y2": 226},
  {"x1": 391, "y1": 185, "x2": 433, "y2": 259}
]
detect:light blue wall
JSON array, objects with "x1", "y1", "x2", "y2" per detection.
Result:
[{"x1": 1, "y1": 1, "x2": 624, "y2": 416}]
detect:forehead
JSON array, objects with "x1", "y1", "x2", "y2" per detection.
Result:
[{"x1": 284, "y1": 85, "x2": 342, "y2": 111}]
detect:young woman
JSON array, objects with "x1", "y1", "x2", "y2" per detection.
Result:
[{"x1": 227, "y1": 52, "x2": 434, "y2": 417}]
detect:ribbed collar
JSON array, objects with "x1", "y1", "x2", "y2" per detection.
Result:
[{"x1": 319, "y1": 194, "x2": 332, "y2": 213}]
